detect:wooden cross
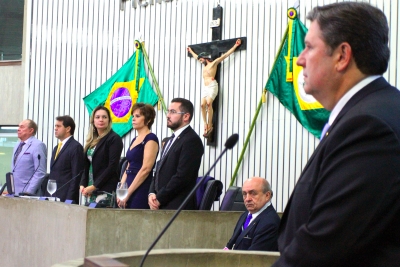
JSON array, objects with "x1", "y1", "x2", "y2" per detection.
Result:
[{"x1": 188, "y1": 5, "x2": 246, "y2": 146}]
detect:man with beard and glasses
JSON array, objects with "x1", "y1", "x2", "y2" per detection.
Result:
[
  {"x1": 187, "y1": 39, "x2": 241, "y2": 138},
  {"x1": 148, "y1": 98, "x2": 204, "y2": 210}
]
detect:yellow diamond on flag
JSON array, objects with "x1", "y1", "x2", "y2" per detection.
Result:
[{"x1": 104, "y1": 80, "x2": 139, "y2": 123}]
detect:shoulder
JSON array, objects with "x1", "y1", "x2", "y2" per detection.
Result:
[
  {"x1": 107, "y1": 130, "x2": 123, "y2": 142},
  {"x1": 182, "y1": 127, "x2": 202, "y2": 143},
  {"x1": 145, "y1": 132, "x2": 159, "y2": 143},
  {"x1": 69, "y1": 138, "x2": 84, "y2": 149},
  {"x1": 183, "y1": 126, "x2": 200, "y2": 138},
  {"x1": 259, "y1": 206, "x2": 280, "y2": 224},
  {"x1": 30, "y1": 137, "x2": 46, "y2": 147}
]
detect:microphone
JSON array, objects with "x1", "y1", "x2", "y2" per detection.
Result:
[
  {"x1": 19, "y1": 154, "x2": 41, "y2": 196},
  {"x1": 53, "y1": 170, "x2": 84, "y2": 201},
  {"x1": 139, "y1": 133, "x2": 239, "y2": 267}
]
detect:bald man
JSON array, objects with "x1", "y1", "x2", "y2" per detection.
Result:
[
  {"x1": 12, "y1": 119, "x2": 47, "y2": 195},
  {"x1": 225, "y1": 177, "x2": 280, "y2": 251}
]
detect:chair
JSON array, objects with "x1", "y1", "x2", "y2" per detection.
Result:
[
  {"x1": 5, "y1": 172, "x2": 14, "y2": 195},
  {"x1": 118, "y1": 157, "x2": 127, "y2": 180},
  {"x1": 219, "y1": 186, "x2": 247, "y2": 211},
  {"x1": 197, "y1": 179, "x2": 223, "y2": 210},
  {"x1": 39, "y1": 173, "x2": 50, "y2": 196},
  {"x1": 119, "y1": 158, "x2": 128, "y2": 181}
]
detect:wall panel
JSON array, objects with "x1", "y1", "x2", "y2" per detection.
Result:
[{"x1": 25, "y1": 0, "x2": 399, "y2": 212}]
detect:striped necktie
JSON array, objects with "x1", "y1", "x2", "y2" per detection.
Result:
[
  {"x1": 14, "y1": 142, "x2": 25, "y2": 165},
  {"x1": 161, "y1": 134, "x2": 175, "y2": 158}
]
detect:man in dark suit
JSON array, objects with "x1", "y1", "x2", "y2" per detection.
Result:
[
  {"x1": 225, "y1": 177, "x2": 280, "y2": 251},
  {"x1": 49, "y1": 116, "x2": 84, "y2": 203},
  {"x1": 274, "y1": 3, "x2": 400, "y2": 266},
  {"x1": 148, "y1": 98, "x2": 204, "y2": 210}
]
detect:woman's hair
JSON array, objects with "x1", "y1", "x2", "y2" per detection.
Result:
[
  {"x1": 84, "y1": 106, "x2": 112, "y2": 152},
  {"x1": 131, "y1": 103, "x2": 156, "y2": 129}
]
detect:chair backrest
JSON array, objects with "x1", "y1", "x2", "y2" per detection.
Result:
[
  {"x1": 220, "y1": 186, "x2": 247, "y2": 211},
  {"x1": 119, "y1": 157, "x2": 128, "y2": 181},
  {"x1": 39, "y1": 173, "x2": 50, "y2": 196},
  {"x1": 198, "y1": 179, "x2": 223, "y2": 210},
  {"x1": 5, "y1": 172, "x2": 14, "y2": 195}
]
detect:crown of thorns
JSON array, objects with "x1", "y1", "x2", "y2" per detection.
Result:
[{"x1": 197, "y1": 52, "x2": 212, "y2": 60}]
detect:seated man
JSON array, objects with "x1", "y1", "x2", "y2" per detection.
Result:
[{"x1": 225, "y1": 177, "x2": 280, "y2": 251}]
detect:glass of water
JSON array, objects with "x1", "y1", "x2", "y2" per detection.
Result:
[
  {"x1": 47, "y1": 179, "x2": 57, "y2": 199},
  {"x1": 116, "y1": 182, "x2": 128, "y2": 209}
]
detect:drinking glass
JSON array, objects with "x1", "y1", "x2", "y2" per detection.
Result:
[
  {"x1": 47, "y1": 179, "x2": 57, "y2": 199},
  {"x1": 116, "y1": 182, "x2": 128, "y2": 209}
]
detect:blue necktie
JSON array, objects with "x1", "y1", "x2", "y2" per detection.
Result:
[{"x1": 243, "y1": 213, "x2": 252, "y2": 230}]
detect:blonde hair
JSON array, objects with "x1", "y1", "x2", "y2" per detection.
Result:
[{"x1": 84, "y1": 106, "x2": 113, "y2": 152}]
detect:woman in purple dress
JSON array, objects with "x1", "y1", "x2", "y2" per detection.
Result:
[{"x1": 117, "y1": 103, "x2": 159, "y2": 209}]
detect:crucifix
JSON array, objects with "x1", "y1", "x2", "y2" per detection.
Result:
[{"x1": 187, "y1": 5, "x2": 246, "y2": 146}]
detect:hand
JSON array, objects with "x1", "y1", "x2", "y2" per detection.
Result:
[
  {"x1": 117, "y1": 198, "x2": 126, "y2": 208},
  {"x1": 187, "y1": 47, "x2": 191, "y2": 52},
  {"x1": 235, "y1": 39, "x2": 241, "y2": 46},
  {"x1": 148, "y1": 194, "x2": 160, "y2": 210},
  {"x1": 82, "y1": 185, "x2": 96, "y2": 196}
]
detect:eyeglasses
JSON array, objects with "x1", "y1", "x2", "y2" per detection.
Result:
[{"x1": 167, "y1": 109, "x2": 186, "y2": 115}]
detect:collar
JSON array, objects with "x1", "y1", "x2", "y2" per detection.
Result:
[
  {"x1": 172, "y1": 124, "x2": 190, "y2": 138},
  {"x1": 21, "y1": 136, "x2": 35, "y2": 144},
  {"x1": 249, "y1": 201, "x2": 271, "y2": 221},
  {"x1": 328, "y1": 75, "x2": 380, "y2": 125},
  {"x1": 59, "y1": 135, "x2": 72, "y2": 146}
]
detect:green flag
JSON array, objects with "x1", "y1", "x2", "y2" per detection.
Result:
[
  {"x1": 83, "y1": 41, "x2": 159, "y2": 137},
  {"x1": 265, "y1": 8, "x2": 330, "y2": 138}
]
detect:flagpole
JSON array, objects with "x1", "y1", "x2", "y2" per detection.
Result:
[
  {"x1": 140, "y1": 41, "x2": 168, "y2": 114},
  {"x1": 230, "y1": 25, "x2": 289, "y2": 187}
]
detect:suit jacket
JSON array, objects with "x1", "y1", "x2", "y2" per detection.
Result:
[
  {"x1": 149, "y1": 126, "x2": 204, "y2": 210},
  {"x1": 274, "y1": 77, "x2": 400, "y2": 267},
  {"x1": 49, "y1": 136, "x2": 84, "y2": 202},
  {"x1": 11, "y1": 136, "x2": 47, "y2": 194},
  {"x1": 227, "y1": 205, "x2": 280, "y2": 251},
  {"x1": 80, "y1": 130, "x2": 123, "y2": 194}
]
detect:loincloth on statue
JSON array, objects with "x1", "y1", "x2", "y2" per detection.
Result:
[{"x1": 202, "y1": 80, "x2": 218, "y2": 100}]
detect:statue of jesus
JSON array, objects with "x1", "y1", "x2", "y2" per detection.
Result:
[{"x1": 187, "y1": 39, "x2": 241, "y2": 138}]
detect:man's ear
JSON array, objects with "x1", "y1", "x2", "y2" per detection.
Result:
[
  {"x1": 183, "y1": 113, "x2": 191, "y2": 123},
  {"x1": 335, "y1": 42, "x2": 352, "y2": 72}
]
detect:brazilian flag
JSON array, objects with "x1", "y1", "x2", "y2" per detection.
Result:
[
  {"x1": 265, "y1": 8, "x2": 330, "y2": 138},
  {"x1": 83, "y1": 41, "x2": 159, "y2": 137}
]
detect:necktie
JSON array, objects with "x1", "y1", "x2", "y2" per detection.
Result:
[
  {"x1": 55, "y1": 142, "x2": 62, "y2": 159},
  {"x1": 14, "y1": 142, "x2": 25, "y2": 165},
  {"x1": 320, "y1": 123, "x2": 330, "y2": 140},
  {"x1": 155, "y1": 134, "x2": 175, "y2": 191},
  {"x1": 243, "y1": 213, "x2": 253, "y2": 230},
  {"x1": 161, "y1": 134, "x2": 175, "y2": 158}
]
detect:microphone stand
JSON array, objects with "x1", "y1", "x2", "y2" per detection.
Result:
[
  {"x1": 19, "y1": 154, "x2": 41, "y2": 196},
  {"x1": 53, "y1": 170, "x2": 84, "y2": 202},
  {"x1": 139, "y1": 134, "x2": 239, "y2": 267}
]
